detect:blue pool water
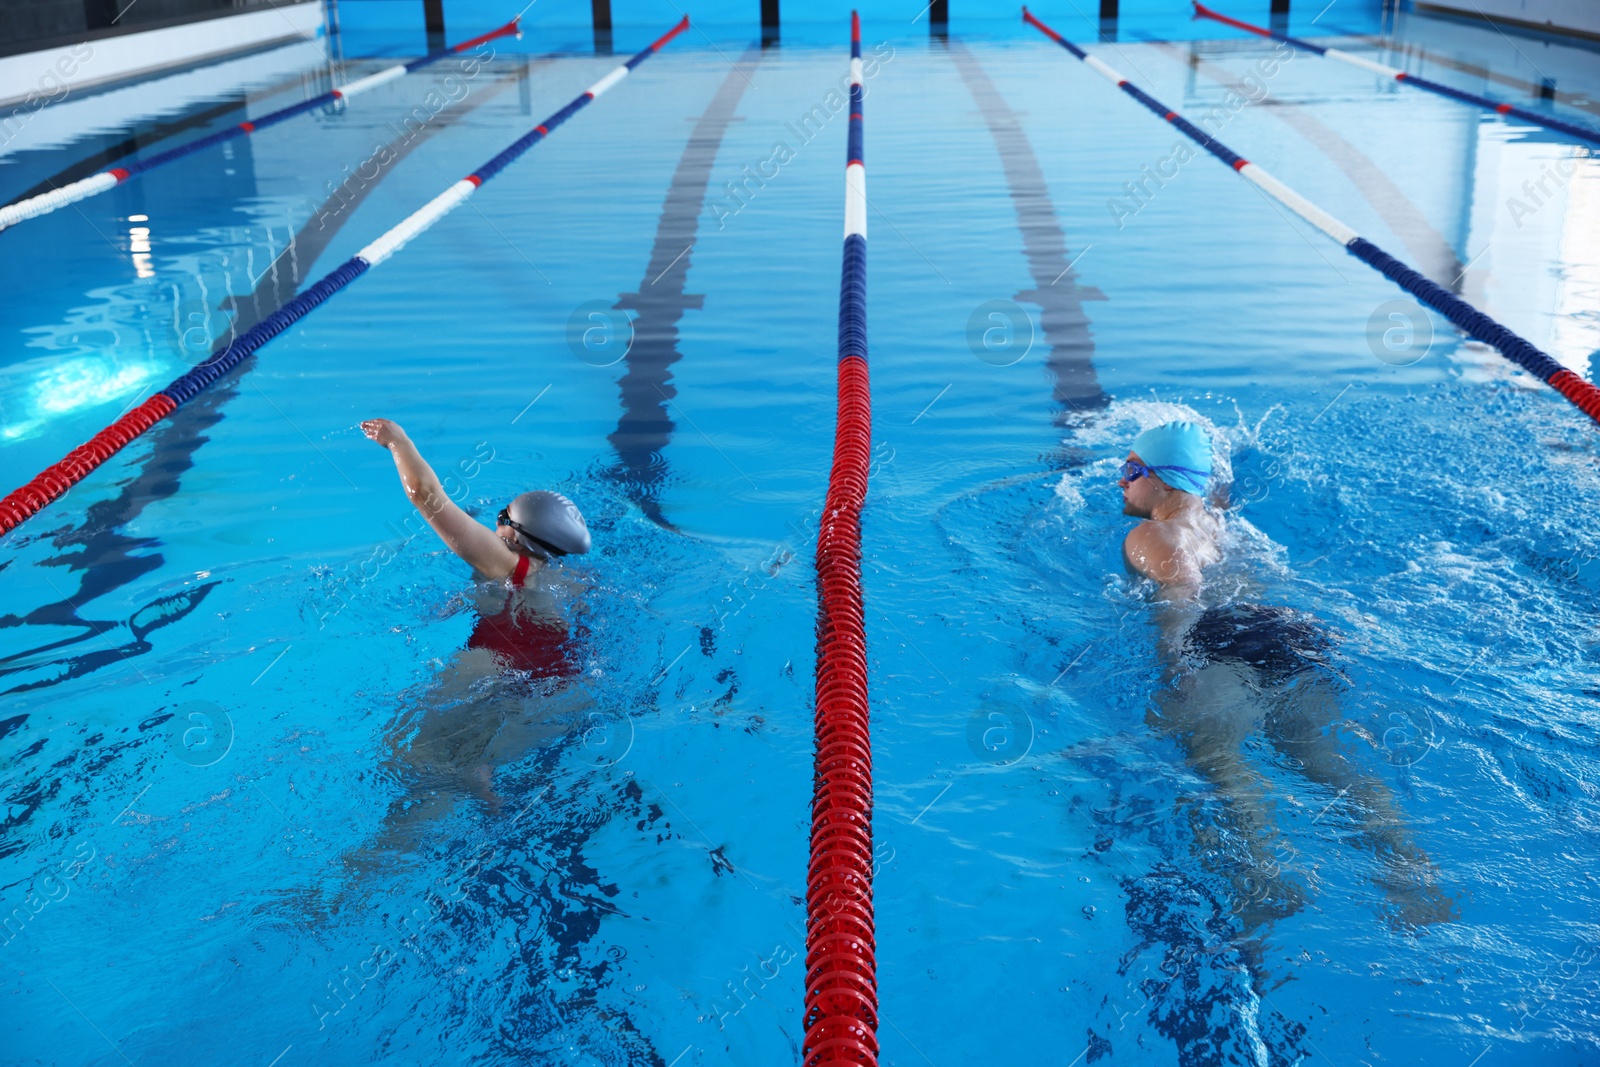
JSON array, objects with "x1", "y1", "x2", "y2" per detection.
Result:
[{"x1": 3, "y1": 3, "x2": 1600, "y2": 1065}]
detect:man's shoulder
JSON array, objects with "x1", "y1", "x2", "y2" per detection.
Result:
[
  {"x1": 1121, "y1": 519, "x2": 1166, "y2": 564},
  {"x1": 1125, "y1": 518, "x2": 1180, "y2": 551},
  {"x1": 1123, "y1": 519, "x2": 1192, "y2": 586}
]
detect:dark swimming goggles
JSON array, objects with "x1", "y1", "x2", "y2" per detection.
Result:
[{"x1": 497, "y1": 507, "x2": 568, "y2": 560}]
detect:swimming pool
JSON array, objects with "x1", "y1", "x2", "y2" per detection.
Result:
[{"x1": 3, "y1": 2, "x2": 1599, "y2": 1064}]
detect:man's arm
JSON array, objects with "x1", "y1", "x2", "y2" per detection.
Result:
[
  {"x1": 362, "y1": 419, "x2": 520, "y2": 580},
  {"x1": 1123, "y1": 521, "x2": 1206, "y2": 669}
]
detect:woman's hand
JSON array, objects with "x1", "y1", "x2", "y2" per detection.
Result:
[{"x1": 361, "y1": 418, "x2": 408, "y2": 450}]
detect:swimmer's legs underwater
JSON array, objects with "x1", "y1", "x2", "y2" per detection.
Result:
[
  {"x1": 344, "y1": 651, "x2": 593, "y2": 875},
  {"x1": 1151, "y1": 644, "x2": 1456, "y2": 932},
  {"x1": 1261, "y1": 677, "x2": 1457, "y2": 927},
  {"x1": 1150, "y1": 662, "x2": 1308, "y2": 932}
]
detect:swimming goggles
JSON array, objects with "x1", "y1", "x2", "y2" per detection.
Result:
[
  {"x1": 1119, "y1": 460, "x2": 1210, "y2": 484},
  {"x1": 1120, "y1": 460, "x2": 1157, "y2": 482},
  {"x1": 496, "y1": 507, "x2": 568, "y2": 560}
]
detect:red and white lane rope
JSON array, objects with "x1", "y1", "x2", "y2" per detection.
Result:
[
  {"x1": 804, "y1": 11, "x2": 877, "y2": 1067},
  {"x1": 0, "y1": 18, "x2": 523, "y2": 233},
  {"x1": 1022, "y1": 6, "x2": 1600, "y2": 427},
  {"x1": 0, "y1": 18, "x2": 691, "y2": 535},
  {"x1": 1192, "y1": 2, "x2": 1600, "y2": 149}
]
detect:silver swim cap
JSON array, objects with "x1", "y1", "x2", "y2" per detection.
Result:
[{"x1": 498, "y1": 490, "x2": 591, "y2": 560}]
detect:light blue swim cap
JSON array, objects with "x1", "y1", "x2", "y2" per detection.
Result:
[{"x1": 1130, "y1": 421, "x2": 1212, "y2": 495}]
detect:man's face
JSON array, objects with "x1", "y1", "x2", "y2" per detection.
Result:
[{"x1": 1119, "y1": 450, "x2": 1167, "y2": 518}]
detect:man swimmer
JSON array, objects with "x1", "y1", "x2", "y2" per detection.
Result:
[
  {"x1": 361, "y1": 418, "x2": 591, "y2": 582},
  {"x1": 1117, "y1": 420, "x2": 1220, "y2": 599},
  {"x1": 1115, "y1": 420, "x2": 1455, "y2": 929}
]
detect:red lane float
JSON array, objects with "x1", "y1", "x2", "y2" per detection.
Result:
[{"x1": 805, "y1": 12, "x2": 878, "y2": 1067}]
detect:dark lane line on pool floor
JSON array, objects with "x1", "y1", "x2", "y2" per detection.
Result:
[
  {"x1": 1142, "y1": 37, "x2": 1467, "y2": 289},
  {"x1": 606, "y1": 44, "x2": 764, "y2": 528},
  {"x1": 949, "y1": 38, "x2": 1322, "y2": 1067},
  {"x1": 0, "y1": 60, "x2": 546, "y2": 698},
  {"x1": 1022, "y1": 7, "x2": 1600, "y2": 427},
  {"x1": 944, "y1": 38, "x2": 1111, "y2": 424}
]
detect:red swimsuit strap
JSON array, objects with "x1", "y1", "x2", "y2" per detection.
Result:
[{"x1": 511, "y1": 554, "x2": 532, "y2": 586}]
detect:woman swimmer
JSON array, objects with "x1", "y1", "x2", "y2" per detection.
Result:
[{"x1": 353, "y1": 418, "x2": 594, "y2": 849}]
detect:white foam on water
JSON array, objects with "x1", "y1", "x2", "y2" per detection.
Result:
[
  {"x1": 1215, "y1": 511, "x2": 1294, "y2": 583},
  {"x1": 1051, "y1": 473, "x2": 1087, "y2": 511},
  {"x1": 1050, "y1": 397, "x2": 1310, "y2": 597},
  {"x1": 1051, "y1": 397, "x2": 1250, "y2": 512}
]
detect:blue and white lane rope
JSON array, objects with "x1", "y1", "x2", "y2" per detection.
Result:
[
  {"x1": 0, "y1": 18, "x2": 523, "y2": 233},
  {"x1": 1021, "y1": 6, "x2": 1600, "y2": 429},
  {"x1": 842, "y1": 21, "x2": 867, "y2": 360},
  {"x1": 1193, "y1": 2, "x2": 1600, "y2": 150},
  {"x1": 0, "y1": 17, "x2": 692, "y2": 535}
]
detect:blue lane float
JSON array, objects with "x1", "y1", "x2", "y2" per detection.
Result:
[
  {"x1": 0, "y1": 17, "x2": 693, "y2": 534},
  {"x1": 1020, "y1": 6, "x2": 1600, "y2": 429}
]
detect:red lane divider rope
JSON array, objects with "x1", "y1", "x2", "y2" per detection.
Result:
[
  {"x1": 3, "y1": 396, "x2": 177, "y2": 524},
  {"x1": 805, "y1": 12, "x2": 877, "y2": 1067}
]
